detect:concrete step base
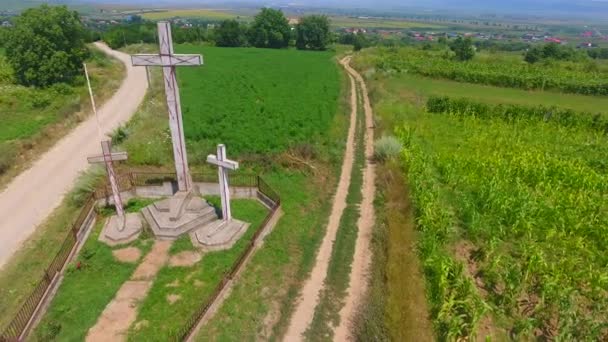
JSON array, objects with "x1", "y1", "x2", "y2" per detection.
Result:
[
  {"x1": 191, "y1": 219, "x2": 249, "y2": 252},
  {"x1": 142, "y1": 197, "x2": 219, "y2": 239},
  {"x1": 98, "y1": 213, "x2": 143, "y2": 247}
]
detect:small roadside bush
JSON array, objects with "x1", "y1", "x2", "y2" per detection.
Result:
[
  {"x1": 0, "y1": 142, "x2": 16, "y2": 174},
  {"x1": 68, "y1": 166, "x2": 105, "y2": 207},
  {"x1": 374, "y1": 135, "x2": 402, "y2": 162},
  {"x1": 111, "y1": 125, "x2": 129, "y2": 145}
]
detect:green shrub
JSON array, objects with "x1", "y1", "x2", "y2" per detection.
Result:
[
  {"x1": 374, "y1": 135, "x2": 402, "y2": 162},
  {"x1": 0, "y1": 55, "x2": 14, "y2": 84},
  {"x1": 68, "y1": 166, "x2": 105, "y2": 207},
  {"x1": 111, "y1": 125, "x2": 129, "y2": 145},
  {"x1": 0, "y1": 142, "x2": 16, "y2": 174}
]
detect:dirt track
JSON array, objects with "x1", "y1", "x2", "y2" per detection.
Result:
[
  {"x1": 283, "y1": 58, "x2": 359, "y2": 341},
  {"x1": 0, "y1": 43, "x2": 148, "y2": 269},
  {"x1": 334, "y1": 56, "x2": 376, "y2": 341}
]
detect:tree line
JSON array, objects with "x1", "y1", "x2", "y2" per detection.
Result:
[{"x1": 103, "y1": 8, "x2": 333, "y2": 52}]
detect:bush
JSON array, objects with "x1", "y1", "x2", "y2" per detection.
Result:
[
  {"x1": 0, "y1": 55, "x2": 14, "y2": 84},
  {"x1": 0, "y1": 142, "x2": 16, "y2": 175},
  {"x1": 68, "y1": 166, "x2": 105, "y2": 207},
  {"x1": 374, "y1": 135, "x2": 402, "y2": 162},
  {"x1": 111, "y1": 125, "x2": 129, "y2": 145}
]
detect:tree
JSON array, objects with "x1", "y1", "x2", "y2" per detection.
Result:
[
  {"x1": 215, "y1": 19, "x2": 247, "y2": 47},
  {"x1": 450, "y1": 37, "x2": 475, "y2": 61},
  {"x1": 248, "y1": 8, "x2": 290, "y2": 49},
  {"x1": 353, "y1": 33, "x2": 369, "y2": 52},
  {"x1": 5, "y1": 5, "x2": 89, "y2": 87},
  {"x1": 524, "y1": 46, "x2": 543, "y2": 64},
  {"x1": 295, "y1": 15, "x2": 330, "y2": 51}
]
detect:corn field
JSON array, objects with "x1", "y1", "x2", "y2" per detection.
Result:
[{"x1": 397, "y1": 98, "x2": 608, "y2": 340}]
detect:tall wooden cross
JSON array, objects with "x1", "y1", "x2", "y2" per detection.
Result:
[
  {"x1": 207, "y1": 144, "x2": 239, "y2": 221},
  {"x1": 88, "y1": 140, "x2": 128, "y2": 228},
  {"x1": 131, "y1": 21, "x2": 203, "y2": 192}
]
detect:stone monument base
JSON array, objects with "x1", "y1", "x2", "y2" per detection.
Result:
[
  {"x1": 99, "y1": 213, "x2": 143, "y2": 247},
  {"x1": 142, "y1": 193, "x2": 219, "y2": 239},
  {"x1": 191, "y1": 220, "x2": 249, "y2": 252}
]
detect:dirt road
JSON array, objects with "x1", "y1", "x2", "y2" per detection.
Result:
[
  {"x1": 334, "y1": 56, "x2": 376, "y2": 341},
  {"x1": 0, "y1": 43, "x2": 148, "y2": 269},
  {"x1": 283, "y1": 59, "x2": 359, "y2": 341}
]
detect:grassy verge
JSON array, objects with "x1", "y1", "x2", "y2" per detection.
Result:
[
  {"x1": 0, "y1": 45, "x2": 125, "y2": 188},
  {"x1": 304, "y1": 80, "x2": 365, "y2": 341},
  {"x1": 32, "y1": 205, "x2": 155, "y2": 341},
  {"x1": 124, "y1": 199, "x2": 267, "y2": 341},
  {"x1": 0, "y1": 199, "x2": 82, "y2": 330},
  {"x1": 354, "y1": 160, "x2": 434, "y2": 341}
]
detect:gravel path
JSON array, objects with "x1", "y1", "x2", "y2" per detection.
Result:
[{"x1": 0, "y1": 43, "x2": 148, "y2": 269}]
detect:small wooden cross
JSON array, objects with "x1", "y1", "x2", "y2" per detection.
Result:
[
  {"x1": 207, "y1": 144, "x2": 239, "y2": 221},
  {"x1": 88, "y1": 140, "x2": 128, "y2": 228},
  {"x1": 130, "y1": 21, "x2": 203, "y2": 193}
]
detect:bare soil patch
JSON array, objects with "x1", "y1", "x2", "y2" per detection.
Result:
[
  {"x1": 167, "y1": 294, "x2": 181, "y2": 305},
  {"x1": 169, "y1": 250, "x2": 202, "y2": 267},
  {"x1": 113, "y1": 247, "x2": 142, "y2": 263}
]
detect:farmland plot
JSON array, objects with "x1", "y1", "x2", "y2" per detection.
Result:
[
  {"x1": 393, "y1": 98, "x2": 608, "y2": 339},
  {"x1": 174, "y1": 45, "x2": 341, "y2": 156}
]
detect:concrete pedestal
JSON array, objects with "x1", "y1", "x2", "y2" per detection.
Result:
[
  {"x1": 191, "y1": 220, "x2": 249, "y2": 252},
  {"x1": 141, "y1": 193, "x2": 219, "y2": 240},
  {"x1": 99, "y1": 213, "x2": 143, "y2": 247}
]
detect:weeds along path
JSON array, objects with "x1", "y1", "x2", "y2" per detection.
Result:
[
  {"x1": 334, "y1": 56, "x2": 376, "y2": 340},
  {"x1": 283, "y1": 58, "x2": 359, "y2": 341},
  {"x1": 0, "y1": 42, "x2": 148, "y2": 269}
]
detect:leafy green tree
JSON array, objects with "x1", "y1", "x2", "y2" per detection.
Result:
[
  {"x1": 215, "y1": 19, "x2": 247, "y2": 47},
  {"x1": 248, "y1": 8, "x2": 290, "y2": 49},
  {"x1": 524, "y1": 46, "x2": 543, "y2": 63},
  {"x1": 450, "y1": 37, "x2": 475, "y2": 61},
  {"x1": 353, "y1": 33, "x2": 369, "y2": 51},
  {"x1": 295, "y1": 15, "x2": 330, "y2": 50},
  {"x1": 5, "y1": 5, "x2": 89, "y2": 87}
]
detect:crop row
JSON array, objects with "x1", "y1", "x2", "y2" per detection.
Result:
[{"x1": 426, "y1": 96, "x2": 608, "y2": 133}]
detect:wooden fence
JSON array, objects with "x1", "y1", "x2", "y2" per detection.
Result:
[{"x1": 0, "y1": 171, "x2": 280, "y2": 342}]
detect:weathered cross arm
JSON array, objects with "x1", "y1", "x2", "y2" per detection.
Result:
[
  {"x1": 131, "y1": 54, "x2": 203, "y2": 67},
  {"x1": 87, "y1": 151, "x2": 127, "y2": 164},
  {"x1": 206, "y1": 156, "x2": 239, "y2": 170}
]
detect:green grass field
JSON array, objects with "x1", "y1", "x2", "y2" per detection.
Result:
[
  {"x1": 174, "y1": 45, "x2": 340, "y2": 156},
  {"x1": 379, "y1": 73, "x2": 608, "y2": 114},
  {"x1": 141, "y1": 9, "x2": 245, "y2": 21},
  {"x1": 355, "y1": 52, "x2": 608, "y2": 340}
]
